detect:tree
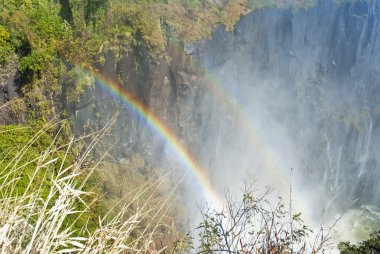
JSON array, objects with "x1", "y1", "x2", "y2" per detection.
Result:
[{"x1": 197, "y1": 184, "x2": 333, "y2": 253}]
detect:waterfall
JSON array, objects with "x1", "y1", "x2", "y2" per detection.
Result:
[{"x1": 188, "y1": 0, "x2": 380, "y2": 232}]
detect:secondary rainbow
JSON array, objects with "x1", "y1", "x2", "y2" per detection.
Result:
[
  {"x1": 196, "y1": 64, "x2": 310, "y2": 219},
  {"x1": 203, "y1": 70, "x2": 290, "y2": 185},
  {"x1": 79, "y1": 67, "x2": 224, "y2": 210}
]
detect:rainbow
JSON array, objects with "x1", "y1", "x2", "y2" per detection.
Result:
[
  {"x1": 79, "y1": 67, "x2": 224, "y2": 210},
  {"x1": 203, "y1": 70, "x2": 290, "y2": 185},
  {"x1": 76, "y1": 51, "x2": 308, "y2": 220},
  {"x1": 196, "y1": 64, "x2": 310, "y2": 220}
]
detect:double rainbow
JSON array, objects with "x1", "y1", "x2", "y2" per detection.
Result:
[
  {"x1": 77, "y1": 52, "x2": 305, "y2": 217},
  {"x1": 83, "y1": 68, "x2": 224, "y2": 210}
]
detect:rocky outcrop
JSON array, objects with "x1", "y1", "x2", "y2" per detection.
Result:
[
  {"x1": 70, "y1": 40, "x2": 209, "y2": 161},
  {"x1": 0, "y1": 57, "x2": 23, "y2": 124},
  {"x1": 0, "y1": 59, "x2": 19, "y2": 102}
]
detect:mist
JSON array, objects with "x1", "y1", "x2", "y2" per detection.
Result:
[
  {"x1": 69, "y1": 0, "x2": 380, "y2": 245},
  {"x1": 182, "y1": 0, "x2": 380, "y2": 236}
]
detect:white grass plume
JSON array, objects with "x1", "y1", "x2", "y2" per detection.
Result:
[{"x1": 0, "y1": 119, "x2": 173, "y2": 254}]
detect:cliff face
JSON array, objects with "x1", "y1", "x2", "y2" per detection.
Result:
[
  {"x1": 69, "y1": 40, "x2": 208, "y2": 161},
  {"x1": 75, "y1": 0, "x2": 380, "y2": 220},
  {"x1": 1, "y1": 0, "x2": 380, "y2": 221},
  {"x1": 0, "y1": 58, "x2": 22, "y2": 123},
  {"x1": 195, "y1": 0, "x2": 380, "y2": 219}
]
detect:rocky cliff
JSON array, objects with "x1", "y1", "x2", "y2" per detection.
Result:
[
  {"x1": 1, "y1": 0, "x2": 380, "y2": 223},
  {"x1": 194, "y1": 0, "x2": 380, "y2": 221}
]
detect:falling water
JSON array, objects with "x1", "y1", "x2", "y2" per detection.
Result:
[{"x1": 185, "y1": 0, "x2": 380, "y2": 242}]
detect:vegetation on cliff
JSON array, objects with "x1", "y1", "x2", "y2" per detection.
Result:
[
  {"x1": 0, "y1": 125, "x2": 174, "y2": 253},
  {"x1": 0, "y1": 0, "x2": 318, "y2": 125},
  {"x1": 0, "y1": 123, "x2": 333, "y2": 253},
  {"x1": 1, "y1": 0, "x2": 379, "y2": 253}
]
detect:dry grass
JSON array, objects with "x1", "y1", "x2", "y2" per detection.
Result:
[
  {"x1": 0, "y1": 119, "x2": 181, "y2": 253},
  {"x1": 95, "y1": 160, "x2": 189, "y2": 252}
]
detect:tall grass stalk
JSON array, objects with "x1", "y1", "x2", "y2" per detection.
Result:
[{"x1": 0, "y1": 119, "x2": 175, "y2": 253}]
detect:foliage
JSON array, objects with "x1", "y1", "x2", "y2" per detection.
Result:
[
  {"x1": 0, "y1": 123, "x2": 184, "y2": 253},
  {"x1": 0, "y1": 0, "x2": 321, "y2": 125},
  {"x1": 65, "y1": 66, "x2": 95, "y2": 104},
  {"x1": 0, "y1": 124, "x2": 60, "y2": 197},
  {"x1": 103, "y1": 3, "x2": 165, "y2": 53},
  {"x1": 0, "y1": 25, "x2": 13, "y2": 64},
  {"x1": 95, "y1": 160, "x2": 189, "y2": 252},
  {"x1": 338, "y1": 231, "x2": 380, "y2": 254},
  {"x1": 196, "y1": 185, "x2": 332, "y2": 253},
  {"x1": 0, "y1": 0, "x2": 70, "y2": 124},
  {"x1": 0, "y1": 122, "x2": 107, "y2": 234},
  {"x1": 1, "y1": 1, "x2": 369, "y2": 252},
  {"x1": 0, "y1": 0, "x2": 66, "y2": 71}
]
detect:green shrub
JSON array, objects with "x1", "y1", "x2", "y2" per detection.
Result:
[
  {"x1": 0, "y1": 123, "x2": 189, "y2": 253},
  {"x1": 0, "y1": 125, "x2": 65, "y2": 197},
  {"x1": 0, "y1": 25, "x2": 13, "y2": 63},
  {"x1": 65, "y1": 66, "x2": 95, "y2": 104},
  {"x1": 339, "y1": 231, "x2": 380, "y2": 254}
]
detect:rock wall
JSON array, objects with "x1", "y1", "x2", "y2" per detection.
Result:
[
  {"x1": 194, "y1": 0, "x2": 380, "y2": 220},
  {"x1": 2, "y1": 0, "x2": 380, "y2": 222},
  {"x1": 0, "y1": 58, "x2": 23, "y2": 124},
  {"x1": 70, "y1": 40, "x2": 209, "y2": 162}
]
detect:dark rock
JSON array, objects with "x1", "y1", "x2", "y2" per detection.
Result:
[{"x1": 0, "y1": 57, "x2": 22, "y2": 123}]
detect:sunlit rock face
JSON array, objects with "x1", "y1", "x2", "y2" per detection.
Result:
[
  {"x1": 192, "y1": 0, "x2": 380, "y2": 221},
  {"x1": 69, "y1": 0, "x2": 380, "y2": 223},
  {"x1": 71, "y1": 42, "x2": 198, "y2": 156}
]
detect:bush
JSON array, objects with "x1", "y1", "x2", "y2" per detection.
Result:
[
  {"x1": 64, "y1": 66, "x2": 95, "y2": 104},
  {"x1": 196, "y1": 185, "x2": 333, "y2": 253},
  {"x1": 338, "y1": 231, "x2": 380, "y2": 254},
  {"x1": 0, "y1": 25, "x2": 12, "y2": 63}
]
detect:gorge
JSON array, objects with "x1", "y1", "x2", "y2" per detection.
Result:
[
  {"x1": 69, "y1": 0, "x2": 380, "y2": 232},
  {"x1": 1, "y1": 0, "x2": 380, "y2": 250}
]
